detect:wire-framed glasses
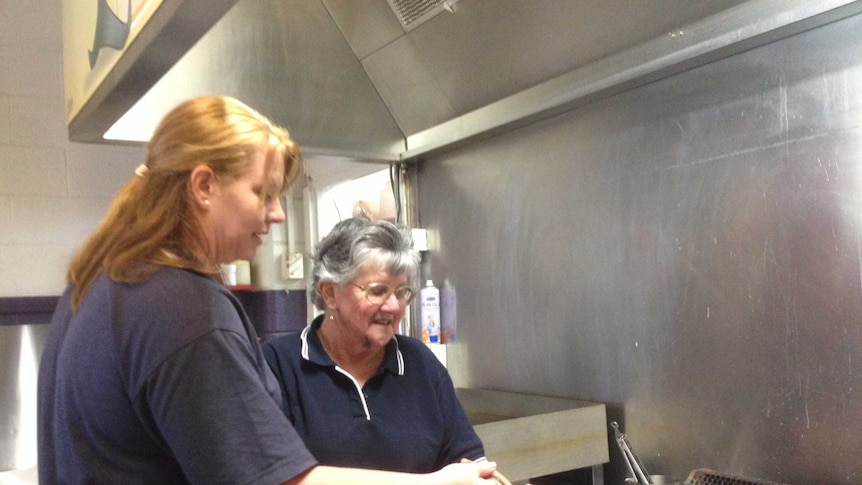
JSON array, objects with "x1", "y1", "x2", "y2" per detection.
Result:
[{"x1": 352, "y1": 282, "x2": 417, "y2": 306}]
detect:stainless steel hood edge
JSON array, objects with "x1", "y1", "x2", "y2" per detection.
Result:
[
  {"x1": 68, "y1": 0, "x2": 241, "y2": 143},
  {"x1": 69, "y1": 0, "x2": 862, "y2": 170},
  {"x1": 400, "y1": 0, "x2": 862, "y2": 162}
]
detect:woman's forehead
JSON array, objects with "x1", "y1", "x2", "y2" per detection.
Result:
[
  {"x1": 356, "y1": 260, "x2": 408, "y2": 278},
  {"x1": 244, "y1": 146, "x2": 284, "y2": 183}
]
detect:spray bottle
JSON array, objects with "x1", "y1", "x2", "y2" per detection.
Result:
[{"x1": 419, "y1": 280, "x2": 440, "y2": 343}]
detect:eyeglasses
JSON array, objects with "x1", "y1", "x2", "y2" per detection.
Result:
[{"x1": 352, "y1": 282, "x2": 417, "y2": 306}]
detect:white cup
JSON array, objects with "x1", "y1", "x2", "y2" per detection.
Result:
[{"x1": 222, "y1": 263, "x2": 237, "y2": 286}]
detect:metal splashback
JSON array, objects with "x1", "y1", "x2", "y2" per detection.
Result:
[
  {"x1": 418, "y1": 10, "x2": 862, "y2": 485},
  {"x1": 71, "y1": 0, "x2": 862, "y2": 168},
  {"x1": 0, "y1": 325, "x2": 49, "y2": 475}
]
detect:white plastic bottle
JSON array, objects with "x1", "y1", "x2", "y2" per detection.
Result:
[{"x1": 419, "y1": 280, "x2": 441, "y2": 344}]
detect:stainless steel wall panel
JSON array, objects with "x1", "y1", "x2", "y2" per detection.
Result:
[
  {"x1": 418, "y1": 13, "x2": 862, "y2": 485},
  {"x1": 0, "y1": 325, "x2": 49, "y2": 474}
]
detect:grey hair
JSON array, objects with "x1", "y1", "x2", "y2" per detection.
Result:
[{"x1": 309, "y1": 218, "x2": 420, "y2": 310}]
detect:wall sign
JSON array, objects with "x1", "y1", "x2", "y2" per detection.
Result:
[{"x1": 63, "y1": 0, "x2": 163, "y2": 125}]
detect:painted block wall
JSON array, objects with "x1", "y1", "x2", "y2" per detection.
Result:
[{"x1": 0, "y1": 0, "x2": 145, "y2": 297}]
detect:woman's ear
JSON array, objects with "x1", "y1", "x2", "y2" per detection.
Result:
[
  {"x1": 189, "y1": 164, "x2": 216, "y2": 209},
  {"x1": 319, "y1": 281, "x2": 338, "y2": 310}
]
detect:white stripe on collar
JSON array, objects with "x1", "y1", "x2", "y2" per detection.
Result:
[
  {"x1": 301, "y1": 322, "x2": 405, "y2": 376},
  {"x1": 299, "y1": 325, "x2": 312, "y2": 360},
  {"x1": 393, "y1": 337, "x2": 405, "y2": 375}
]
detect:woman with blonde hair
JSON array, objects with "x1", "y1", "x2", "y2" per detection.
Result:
[{"x1": 37, "y1": 96, "x2": 496, "y2": 485}]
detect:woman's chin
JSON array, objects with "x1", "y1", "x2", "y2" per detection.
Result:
[{"x1": 366, "y1": 326, "x2": 397, "y2": 346}]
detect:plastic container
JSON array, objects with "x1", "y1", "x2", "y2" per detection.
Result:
[
  {"x1": 440, "y1": 284, "x2": 457, "y2": 342},
  {"x1": 235, "y1": 260, "x2": 251, "y2": 285},
  {"x1": 419, "y1": 280, "x2": 441, "y2": 343}
]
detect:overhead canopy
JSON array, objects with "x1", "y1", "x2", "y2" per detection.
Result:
[{"x1": 68, "y1": 0, "x2": 862, "y2": 165}]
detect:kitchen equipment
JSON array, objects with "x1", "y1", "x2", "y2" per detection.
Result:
[
  {"x1": 647, "y1": 476, "x2": 681, "y2": 485},
  {"x1": 684, "y1": 469, "x2": 790, "y2": 485},
  {"x1": 612, "y1": 421, "x2": 654, "y2": 485}
]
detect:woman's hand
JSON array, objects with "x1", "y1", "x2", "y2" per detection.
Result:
[{"x1": 431, "y1": 460, "x2": 499, "y2": 484}]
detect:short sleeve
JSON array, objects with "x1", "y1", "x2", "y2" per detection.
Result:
[{"x1": 142, "y1": 328, "x2": 317, "y2": 485}]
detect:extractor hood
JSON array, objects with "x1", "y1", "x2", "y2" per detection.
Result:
[{"x1": 70, "y1": 0, "x2": 862, "y2": 164}]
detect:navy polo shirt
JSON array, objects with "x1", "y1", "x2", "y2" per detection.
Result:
[
  {"x1": 262, "y1": 315, "x2": 486, "y2": 473},
  {"x1": 38, "y1": 268, "x2": 317, "y2": 484}
]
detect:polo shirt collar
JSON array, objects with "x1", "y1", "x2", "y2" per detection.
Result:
[{"x1": 300, "y1": 314, "x2": 405, "y2": 375}]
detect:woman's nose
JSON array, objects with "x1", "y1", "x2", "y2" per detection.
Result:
[
  {"x1": 267, "y1": 197, "x2": 286, "y2": 224},
  {"x1": 381, "y1": 292, "x2": 402, "y2": 310}
]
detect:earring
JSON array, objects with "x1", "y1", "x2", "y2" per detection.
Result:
[
  {"x1": 329, "y1": 314, "x2": 334, "y2": 320},
  {"x1": 204, "y1": 200, "x2": 210, "y2": 206}
]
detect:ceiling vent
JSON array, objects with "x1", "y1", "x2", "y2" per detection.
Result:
[{"x1": 386, "y1": 0, "x2": 455, "y2": 31}]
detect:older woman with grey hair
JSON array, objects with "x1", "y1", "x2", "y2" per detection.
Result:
[{"x1": 262, "y1": 217, "x2": 489, "y2": 474}]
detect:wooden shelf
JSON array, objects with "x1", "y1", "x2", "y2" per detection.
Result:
[{"x1": 227, "y1": 285, "x2": 256, "y2": 292}]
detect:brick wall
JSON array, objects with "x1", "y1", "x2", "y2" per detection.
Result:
[{"x1": 0, "y1": 0, "x2": 145, "y2": 297}]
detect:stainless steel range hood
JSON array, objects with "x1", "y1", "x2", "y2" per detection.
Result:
[{"x1": 71, "y1": 0, "x2": 862, "y2": 165}]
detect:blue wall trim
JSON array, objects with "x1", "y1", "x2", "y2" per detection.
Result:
[
  {"x1": 0, "y1": 290, "x2": 307, "y2": 338},
  {"x1": 0, "y1": 296, "x2": 59, "y2": 326}
]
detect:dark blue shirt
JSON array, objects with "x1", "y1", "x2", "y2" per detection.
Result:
[
  {"x1": 38, "y1": 268, "x2": 317, "y2": 484},
  {"x1": 262, "y1": 315, "x2": 486, "y2": 473}
]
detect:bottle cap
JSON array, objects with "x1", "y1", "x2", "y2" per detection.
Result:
[{"x1": 425, "y1": 279, "x2": 434, "y2": 287}]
